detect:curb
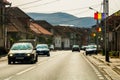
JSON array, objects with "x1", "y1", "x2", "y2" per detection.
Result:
[
  {"x1": 92, "y1": 56, "x2": 111, "y2": 66},
  {"x1": 113, "y1": 66, "x2": 120, "y2": 75},
  {"x1": 0, "y1": 56, "x2": 7, "y2": 62},
  {"x1": 91, "y1": 55, "x2": 120, "y2": 80}
]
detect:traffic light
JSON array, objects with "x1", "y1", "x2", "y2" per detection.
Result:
[
  {"x1": 91, "y1": 33, "x2": 96, "y2": 37},
  {"x1": 96, "y1": 27, "x2": 101, "y2": 32}
]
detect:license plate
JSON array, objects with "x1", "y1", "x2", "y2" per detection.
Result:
[{"x1": 16, "y1": 57, "x2": 24, "y2": 59}]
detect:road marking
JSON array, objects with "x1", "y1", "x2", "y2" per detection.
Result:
[
  {"x1": 16, "y1": 66, "x2": 36, "y2": 75},
  {"x1": 4, "y1": 76, "x2": 13, "y2": 80}
]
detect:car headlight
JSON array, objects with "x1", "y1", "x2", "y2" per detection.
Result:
[
  {"x1": 9, "y1": 54, "x2": 13, "y2": 57},
  {"x1": 27, "y1": 54, "x2": 31, "y2": 56}
]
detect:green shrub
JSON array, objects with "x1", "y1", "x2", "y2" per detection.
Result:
[{"x1": 109, "y1": 51, "x2": 119, "y2": 58}]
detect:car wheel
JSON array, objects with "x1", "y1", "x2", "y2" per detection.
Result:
[
  {"x1": 35, "y1": 56, "x2": 38, "y2": 62},
  {"x1": 31, "y1": 60, "x2": 35, "y2": 64},
  {"x1": 8, "y1": 59, "x2": 11, "y2": 64},
  {"x1": 13, "y1": 61, "x2": 15, "y2": 64},
  {"x1": 47, "y1": 53, "x2": 50, "y2": 57}
]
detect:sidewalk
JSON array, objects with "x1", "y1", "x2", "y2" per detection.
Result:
[
  {"x1": 0, "y1": 54, "x2": 7, "y2": 62},
  {"x1": 86, "y1": 54, "x2": 120, "y2": 80}
]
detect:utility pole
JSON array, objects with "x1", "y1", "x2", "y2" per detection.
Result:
[
  {"x1": 0, "y1": 0, "x2": 5, "y2": 49},
  {"x1": 0, "y1": 0, "x2": 11, "y2": 50},
  {"x1": 103, "y1": 0, "x2": 109, "y2": 62}
]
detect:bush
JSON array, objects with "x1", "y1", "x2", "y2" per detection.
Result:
[{"x1": 109, "y1": 51, "x2": 119, "y2": 58}]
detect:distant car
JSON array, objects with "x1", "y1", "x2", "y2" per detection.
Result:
[
  {"x1": 36, "y1": 44, "x2": 50, "y2": 56},
  {"x1": 81, "y1": 45, "x2": 87, "y2": 50},
  {"x1": 49, "y1": 44, "x2": 54, "y2": 51},
  {"x1": 85, "y1": 45, "x2": 97, "y2": 55},
  {"x1": 72, "y1": 45, "x2": 80, "y2": 52},
  {"x1": 8, "y1": 42, "x2": 38, "y2": 64}
]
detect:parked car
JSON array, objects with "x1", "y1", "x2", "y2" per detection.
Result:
[
  {"x1": 81, "y1": 45, "x2": 87, "y2": 51},
  {"x1": 36, "y1": 44, "x2": 50, "y2": 56},
  {"x1": 8, "y1": 42, "x2": 38, "y2": 64},
  {"x1": 72, "y1": 45, "x2": 80, "y2": 52},
  {"x1": 49, "y1": 44, "x2": 54, "y2": 51},
  {"x1": 85, "y1": 45, "x2": 97, "y2": 55}
]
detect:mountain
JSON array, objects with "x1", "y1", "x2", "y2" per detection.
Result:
[{"x1": 27, "y1": 12, "x2": 96, "y2": 28}]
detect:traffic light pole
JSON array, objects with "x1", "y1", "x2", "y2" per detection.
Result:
[
  {"x1": 103, "y1": 0, "x2": 109, "y2": 62},
  {"x1": 96, "y1": 19, "x2": 99, "y2": 54}
]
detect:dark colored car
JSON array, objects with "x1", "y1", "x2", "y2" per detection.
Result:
[
  {"x1": 36, "y1": 44, "x2": 50, "y2": 56},
  {"x1": 72, "y1": 45, "x2": 80, "y2": 52},
  {"x1": 8, "y1": 42, "x2": 38, "y2": 64}
]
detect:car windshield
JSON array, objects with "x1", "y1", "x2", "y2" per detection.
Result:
[
  {"x1": 36, "y1": 45, "x2": 48, "y2": 49},
  {"x1": 73, "y1": 45, "x2": 79, "y2": 47},
  {"x1": 86, "y1": 45, "x2": 96, "y2": 49},
  {"x1": 11, "y1": 43, "x2": 33, "y2": 50}
]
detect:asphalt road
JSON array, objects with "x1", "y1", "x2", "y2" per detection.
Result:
[{"x1": 0, "y1": 51, "x2": 106, "y2": 80}]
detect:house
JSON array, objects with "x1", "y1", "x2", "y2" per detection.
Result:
[
  {"x1": 52, "y1": 26, "x2": 83, "y2": 50},
  {"x1": 6, "y1": 7, "x2": 52, "y2": 48},
  {"x1": 105, "y1": 10, "x2": 120, "y2": 51},
  {"x1": 33, "y1": 20, "x2": 89, "y2": 50},
  {"x1": 0, "y1": 6, "x2": 52, "y2": 51},
  {"x1": 52, "y1": 26, "x2": 71, "y2": 50}
]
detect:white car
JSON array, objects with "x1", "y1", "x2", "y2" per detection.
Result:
[
  {"x1": 8, "y1": 42, "x2": 38, "y2": 64},
  {"x1": 36, "y1": 44, "x2": 50, "y2": 56},
  {"x1": 49, "y1": 44, "x2": 54, "y2": 51},
  {"x1": 85, "y1": 45, "x2": 97, "y2": 55}
]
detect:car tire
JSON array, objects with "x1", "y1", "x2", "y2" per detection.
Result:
[
  {"x1": 13, "y1": 61, "x2": 15, "y2": 64},
  {"x1": 31, "y1": 60, "x2": 35, "y2": 64},
  {"x1": 8, "y1": 59, "x2": 11, "y2": 64},
  {"x1": 35, "y1": 56, "x2": 38, "y2": 62},
  {"x1": 47, "y1": 53, "x2": 50, "y2": 57}
]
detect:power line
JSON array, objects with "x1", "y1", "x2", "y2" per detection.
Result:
[
  {"x1": 22, "y1": 2, "x2": 101, "y2": 14},
  {"x1": 13, "y1": 0, "x2": 43, "y2": 7},
  {"x1": 21, "y1": 0, "x2": 60, "y2": 9}
]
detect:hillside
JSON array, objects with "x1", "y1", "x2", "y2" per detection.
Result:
[{"x1": 27, "y1": 12, "x2": 96, "y2": 28}]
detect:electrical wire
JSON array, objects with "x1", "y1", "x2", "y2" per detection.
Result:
[
  {"x1": 13, "y1": 0, "x2": 43, "y2": 7},
  {"x1": 22, "y1": 3, "x2": 101, "y2": 14},
  {"x1": 21, "y1": 0, "x2": 60, "y2": 9}
]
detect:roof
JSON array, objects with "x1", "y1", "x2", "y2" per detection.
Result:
[
  {"x1": 34, "y1": 20, "x2": 53, "y2": 32},
  {"x1": 106, "y1": 10, "x2": 120, "y2": 31},
  {"x1": 6, "y1": 7, "x2": 31, "y2": 19},
  {"x1": 30, "y1": 22, "x2": 52, "y2": 35},
  {"x1": 1, "y1": 0, "x2": 11, "y2": 5},
  {"x1": 6, "y1": 7, "x2": 32, "y2": 33},
  {"x1": 7, "y1": 24, "x2": 18, "y2": 32},
  {"x1": 106, "y1": 10, "x2": 120, "y2": 24}
]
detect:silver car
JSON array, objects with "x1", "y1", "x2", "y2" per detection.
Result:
[{"x1": 8, "y1": 42, "x2": 38, "y2": 64}]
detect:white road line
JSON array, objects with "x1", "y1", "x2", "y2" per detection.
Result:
[
  {"x1": 16, "y1": 66, "x2": 36, "y2": 75},
  {"x1": 4, "y1": 76, "x2": 13, "y2": 80},
  {"x1": 99, "y1": 76, "x2": 105, "y2": 80}
]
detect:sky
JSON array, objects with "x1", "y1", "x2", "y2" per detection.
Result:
[{"x1": 9, "y1": 0, "x2": 120, "y2": 17}]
